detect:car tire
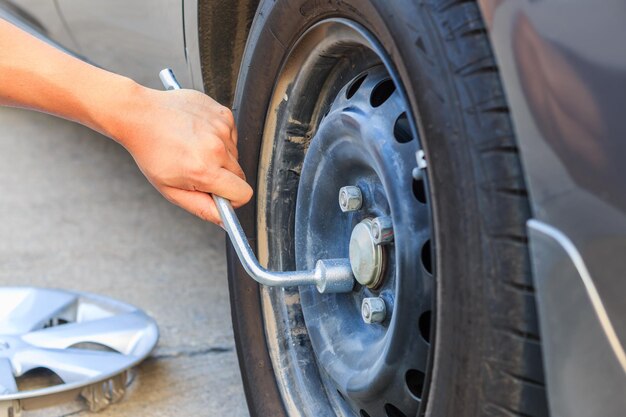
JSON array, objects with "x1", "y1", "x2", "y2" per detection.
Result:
[{"x1": 227, "y1": 1, "x2": 549, "y2": 416}]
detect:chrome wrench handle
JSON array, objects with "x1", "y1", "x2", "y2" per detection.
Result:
[
  {"x1": 158, "y1": 69, "x2": 354, "y2": 293},
  {"x1": 159, "y1": 68, "x2": 181, "y2": 91}
]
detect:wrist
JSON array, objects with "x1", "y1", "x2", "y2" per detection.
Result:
[{"x1": 88, "y1": 74, "x2": 154, "y2": 149}]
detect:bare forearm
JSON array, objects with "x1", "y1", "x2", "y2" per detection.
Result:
[
  {"x1": 0, "y1": 19, "x2": 143, "y2": 142},
  {"x1": 0, "y1": 19, "x2": 252, "y2": 224}
]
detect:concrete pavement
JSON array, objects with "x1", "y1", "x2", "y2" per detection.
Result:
[{"x1": 0, "y1": 107, "x2": 249, "y2": 416}]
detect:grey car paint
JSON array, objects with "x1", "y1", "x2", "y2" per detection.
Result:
[
  {"x1": 479, "y1": 0, "x2": 626, "y2": 416},
  {"x1": 0, "y1": 1, "x2": 77, "y2": 50},
  {"x1": 2, "y1": 0, "x2": 625, "y2": 416},
  {"x1": 3, "y1": 0, "x2": 193, "y2": 90},
  {"x1": 55, "y1": 0, "x2": 191, "y2": 89}
]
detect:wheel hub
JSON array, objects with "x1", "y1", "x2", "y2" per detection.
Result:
[{"x1": 349, "y1": 218, "x2": 385, "y2": 288}]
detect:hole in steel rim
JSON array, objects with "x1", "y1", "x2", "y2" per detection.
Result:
[
  {"x1": 421, "y1": 240, "x2": 432, "y2": 274},
  {"x1": 346, "y1": 73, "x2": 368, "y2": 99},
  {"x1": 393, "y1": 112, "x2": 413, "y2": 143},
  {"x1": 360, "y1": 410, "x2": 371, "y2": 417},
  {"x1": 419, "y1": 310, "x2": 432, "y2": 343},
  {"x1": 412, "y1": 177, "x2": 427, "y2": 203},
  {"x1": 405, "y1": 369, "x2": 426, "y2": 399},
  {"x1": 384, "y1": 403, "x2": 408, "y2": 417},
  {"x1": 370, "y1": 79, "x2": 396, "y2": 107}
]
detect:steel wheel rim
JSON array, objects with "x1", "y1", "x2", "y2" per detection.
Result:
[{"x1": 257, "y1": 19, "x2": 435, "y2": 417}]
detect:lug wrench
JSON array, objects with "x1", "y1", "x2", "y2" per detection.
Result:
[{"x1": 159, "y1": 69, "x2": 354, "y2": 293}]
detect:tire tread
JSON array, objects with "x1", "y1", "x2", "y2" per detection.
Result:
[{"x1": 427, "y1": 0, "x2": 549, "y2": 415}]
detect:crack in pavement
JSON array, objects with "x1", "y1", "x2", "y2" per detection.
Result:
[{"x1": 150, "y1": 345, "x2": 234, "y2": 360}]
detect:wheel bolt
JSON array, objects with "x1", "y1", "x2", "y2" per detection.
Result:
[
  {"x1": 339, "y1": 186, "x2": 363, "y2": 212},
  {"x1": 361, "y1": 297, "x2": 386, "y2": 324},
  {"x1": 371, "y1": 216, "x2": 394, "y2": 245}
]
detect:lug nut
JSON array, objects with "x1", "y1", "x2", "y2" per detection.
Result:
[
  {"x1": 413, "y1": 149, "x2": 427, "y2": 180},
  {"x1": 339, "y1": 186, "x2": 363, "y2": 212},
  {"x1": 371, "y1": 216, "x2": 394, "y2": 245},
  {"x1": 361, "y1": 297, "x2": 386, "y2": 324}
]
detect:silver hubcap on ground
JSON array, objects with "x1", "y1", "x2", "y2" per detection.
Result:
[{"x1": 0, "y1": 287, "x2": 158, "y2": 414}]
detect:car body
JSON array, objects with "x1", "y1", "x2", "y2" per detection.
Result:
[{"x1": 1, "y1": 1, "x2": 624, "y2": 416}]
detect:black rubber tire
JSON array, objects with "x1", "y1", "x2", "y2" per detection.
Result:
[{"x1": 227, "y1": 1, "x2": 549, "y2": 416}]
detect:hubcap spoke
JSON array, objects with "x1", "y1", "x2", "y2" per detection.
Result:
[
  {"x1": 14, "y1": 347, "x2": 136, "y2": 384},
  {"x1": 0, "y1": 288, "x2": 77, "y2": 334},
  {"x1": 0, "y1": 358, "x2": 17, "y2": 394},
  {"x1": 22, "y1": 311, "x2": 157, "y2": 356}
]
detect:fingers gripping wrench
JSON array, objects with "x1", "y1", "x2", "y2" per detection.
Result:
[{"x1": 159, "y1": 69, "x2": 354, "y2": 293}]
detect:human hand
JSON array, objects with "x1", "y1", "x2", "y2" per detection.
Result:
[
  {"x1": 0, "y1": 20, "x2": 251, "y2": 226},
  {"x1": 108, "y1": 85, "x2": 253, "y2": 225}
]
